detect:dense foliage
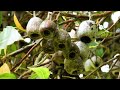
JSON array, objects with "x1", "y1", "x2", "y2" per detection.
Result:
[{"x1": 0, "y1": 11, "x2": 120, "y2": 79}]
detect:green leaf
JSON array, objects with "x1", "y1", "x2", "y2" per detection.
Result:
[
  {"x1": 95, "y1": 48, "x2": 104, "y2": 57},
  {"x1": 7, "y1": 43, "x2": 18, "y2": 54},
  {"x1": 88, "y1": 41, "x2": 98, "y2": 48},
  {"x1": 0, "y1": 73, "x2": 16, "y2": 79},
  {"x1": 29, "y1": 67, "x2": 50, "y2": 79},
  {"x1": 0, "y1": 26, "x2": 23, "y2": 54},
  {"x1": 0, "y1": 11, "x2": 2, "y2": 27},
  {"x1": 28, "y1": 73, "x2": 38, "y2": 79},
  {"x1": 96, "y1": 30, "x2": 112, "y2": 38},
  {"x1": 75, "y1": 20, "x2": 80, "y2": 26}
]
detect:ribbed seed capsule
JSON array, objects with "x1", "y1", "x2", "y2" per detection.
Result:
[
  {"x1": 84, "y1": 56, "x2": 103, "y2": 72},
  {"x1": 64, "y1": 43, "x2": 83, "y2": 75},
  {"x1": 74, "y1": 41, "x2": 90, "y2": 60},
  {"x1": 76, "y1": 20, "x2": 98, "y2": 43},
  {"x1": 41, "y1": 39, "x2": 55, "y2": 54},
  {"x1": 39, "y1": 20, "x2": 57, "y2": 39},
  {"x1": 53, "y1": 29, "x2": 71, "y2": 55},
  {"x1": 52, "y1": 51, "x2": 64, "y2": 66},
  {"x1": 26, "y1": 17, "x2": 43, "y2": 40}
]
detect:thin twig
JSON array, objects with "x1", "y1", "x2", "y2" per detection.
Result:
[
  {"x1": 107, "y1": 17, "x2": 120, "y2": 31},
  {"x1": 92, "y1": 11, "x2": 112, "y2": 19},
  {"x1": 36, "y1": 11, "x2": 41, "y2": 16},
  {"x1": 25, "y1": 11, "x2": 33, "y2": 16},
  {"x1": 96, "y1": 17, "x2": 107, "y2": 26},
  {"x1": 37, "y1": 54, "x2": 50, "y2": 65},
  {"x1": 59, "y1": 18, "x2": 76, "y2": 25},
  {"x1": 83, "y1": 54, "x2": 120, "y2": 79},
  {"x1": 97, "y1": 71, "x2": 101, "y2": 79},
  {"x1": 117, "y1": 72, "x2": 120, "y2": 79},
  {"x1": 38, "y1": 60, "x2": 51, "y2": 67},
  {"x1": 53, "y1": 11, "x2": 61, "y2": 22},
  {"x1": 109, "y1": 58, "x2": 119, "y2": 72},
  {"x1": 34, "y1": 51, "x2": 45, "y2": 65},
  {"x1": 11, "y1": 39, "x2": 43, "y2": 72},
  {"x1": 1, "y1": 40, "x2": 40, "y2": 62},
  {"x1": 18, "y1": 60, "x2": 51, "y2": 79},
  {"x1": 18, "y1": 70, "x2": 31, "y2": 79},
  {"x1": 33, "y1": 11, "x2": 36, "y2": 17},
  {"x1": 59, "y1": 11, "x2": 112, "y2": 25},
  {"x1": 61, "y1": 11, "x2": 112, "y2": 20}
]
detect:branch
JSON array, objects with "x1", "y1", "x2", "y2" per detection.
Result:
[
  {"x1": 18, "y1": 60, "x2": 51, "y2": 79},
  {"x1": 59, "y1": 19, "x2": 76, "y2": 25},
  {"x1": 25, "y1": 11, "x2": 33, "y2": 16},
  {"x1": 92, "y1": 11, "x2": 112, "y2": 19},
  {"x1": 102, "y1": 33, "x2": 120, "y2": 45},
  {"x1": 2, "y1": 40, "x2": 40, "y2": 62},
  {"x1": 11, "y1": 39, "x2": 43, "y2": 72},
  {"x1": 60, "y1": 13, "x2": 88, "y2": 19},
  {"x1": 83, "y1": 54, "x2": 120, "y2": 79},
  {"x1": 61, "y1": 11, "x2": 112, "y2": 19},
  {"x1": 34, "y1": 51, "x2": 45, "y2": 65},
  {"x1": 107, "y1": 16, "x2": 120, "y2": 31},
  {"x1": 59, "y1": 11, "x2": 112, "y2": 25}
]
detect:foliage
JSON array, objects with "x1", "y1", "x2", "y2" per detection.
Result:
[
  {"x1": 28, "y1": 67, "x2": 50, "y2": 79},
  {"x1": 0, "y1": 11, "x2": 120, "y2": 79},
  {"x1": 0, "y1": 26, "x2": 23, "y2": 54}
]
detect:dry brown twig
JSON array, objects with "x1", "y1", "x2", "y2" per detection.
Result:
[
  {"x1": 59, "y1": 11, "x2": 113, "y2": 25},
  {"x1": 11, "y1": 38, "x2": 43, "y2": 72}
]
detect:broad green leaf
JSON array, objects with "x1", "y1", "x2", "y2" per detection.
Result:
[
  {"x1": 0, "y1": 63, "x2": 10, "y2": 74},
  {"x1": 13, "y1": 13, "x2": 26, "y2": 32},
  {"x1": 28, "y1": 73, "x2": 38, "y2": 79},
  {"x1": 0, "y1": 73, "x2": 16, "y2": 79},
  {"x1": 0, "y1": 26, "x2": 23, "y2": 54},
  {"x1": 95, "y1": 48, "x2": 104, "y2": 57},
  {"x1": 88, "y1": 41, "x2": 98, "y2": 48},
  {"x1": 7, "y1": 43, "x2": 18, "y2": 54},
  {"x1": 29, "y1": 67, "x2": 50, "y2": 79},
  {"x1": 0, "y1": 49, "x2": 4, "y2": 56},
  {"x1": 96, "y1": 30, "x2": 112, "y2": 38},
  {"x1": 0, "y1": 11, "x2": 2, "y2": 27}
]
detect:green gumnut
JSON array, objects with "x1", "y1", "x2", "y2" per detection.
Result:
[
  {"x1": 41, "y1": 39, "x2": 55, "y2": 54},
  {"x1": 64, "y1": 43, "x2": 83, "y2": 75},
  {"x1": 74, "y1": 41, "x2": 90, "y2": 60},
  {"x1": 65, "y1": 42, "x2": 80, "y2": 59},
  {"x1": 39, "y1": 20, "x2": 57, "y2": 39},
  {"x1": 52, "y1": 51, "x2": 64, "y2": 65},
  {"x1": 53, "y1": 29, "x2": 71, "y2": 54},
  {"x1": 26, "y1": 16, "x2": 43, "y2": 40},
  {"x1": 84, "y1": 55, "x2": 103, "y2": 72},
  {"x1": 64, "y1": 57, "x2": 83, "y2": 75},
  {"x1": 76, "y1": 20, "x2": 98, "y2": 43}
]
